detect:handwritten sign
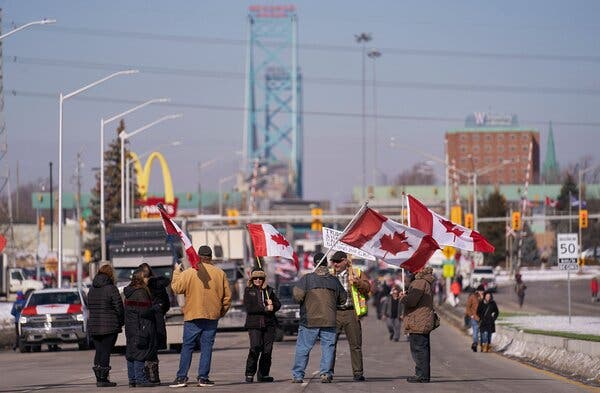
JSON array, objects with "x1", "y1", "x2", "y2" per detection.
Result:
[{"x1": 322, "y1": 227, "x2": 376, "y2": 261}]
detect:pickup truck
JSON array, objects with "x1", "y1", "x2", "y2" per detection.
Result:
[
  {"x1": 18, "y1": 288, "x2": 89, "y2": 352},
  {"x1": 469, "y1": 266, "x2": 497, "y2": 292},
  {"x1": 274, "y1": 282, "x2": 300, "y2": 341}
]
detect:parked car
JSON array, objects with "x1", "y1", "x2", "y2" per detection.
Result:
[
  {"x1": 18, "y1": 288, "x2": 89, "y2": 352},
  {"x1": 469, "y1": 266, "x2": 497, "y2": 292},
  {"x1": 274, "y1": 282, "x2": 300, "y2": 341},
  {"x1": 581, "y1": 247, "x2": 600, "y2": 262}
]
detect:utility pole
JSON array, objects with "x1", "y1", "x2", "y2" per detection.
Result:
[
  {"x1": 49, "y1": 162, "x2": 53, "y2": 252},
  {"x1": 355, "y1": 32, "x2": 372, "y2": 201},
  {"x1": 75, "y1": 153, "x2": 83, "y2": 291},
  {"x1": 15, "y1": 160, "x2": 19, "y2": 221}
]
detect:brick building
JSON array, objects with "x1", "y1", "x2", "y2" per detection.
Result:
[{"x1": 446, "y1": 113, "x2": 540, "y2": 185}]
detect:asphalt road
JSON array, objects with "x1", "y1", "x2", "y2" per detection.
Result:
[{"x1": 0, "y1": 314, "x2": 594, "y2": 392}]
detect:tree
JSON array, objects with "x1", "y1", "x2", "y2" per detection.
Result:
[
  {"x1": 556, "y1": 173, "x2": 578, "y2": 212},
  {"x1": 478, "y1": 189, "x2": 507, "y2": 266},
  {"x1": 85, "y1": 120, "x2": 130, "y2": 261},
  {"x1": 511, "y1": 223, "x2": 540, "y2": 267}
]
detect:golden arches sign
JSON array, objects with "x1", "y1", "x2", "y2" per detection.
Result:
[{"x1": 129, "y1": 151, "x2": 175, "y2": 203}]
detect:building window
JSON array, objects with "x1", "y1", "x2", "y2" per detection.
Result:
[
  {"x1": 522, "y1": 145, "x2": 528, "y2": 152},
  {"x1": 510, "y1": 145, "x2": 516, "y2": 152},
  {"x1": 473, "y1": 145, "x2": 480, "y2": 153},
  {"x1": 460, "y1": 145, "x2": 467, "y2": 153},
  {"x1": 522, "y1": 134, "x2": 530, "y2": 141},
  {"x1": 485, "y1": 157, "x2": 491, "y2": 164},
  {"x1": 460, "y1": 135, "x2": 467, "y2": 142},
  {"x1": 497, "y1": 145, "x2": 504, "y2": 153},
  {"x1": 473, "y1": 157, "x2": 479, "y2": 165},
  {"x1": 485, "y1": 134, "x2": 492, "y2": 142},
  {"x1": 484, "y1": 144, "x2": 492, "y2": 153},
  {"x1": 472, "y1": 134, "x2": 480, "y2": 142},
  {"x1": 511, "y1": 134, "x2": 517, "y2": 141},
  {"x1": 497, "y1": 134, "x2": 504, "y2": 142}
]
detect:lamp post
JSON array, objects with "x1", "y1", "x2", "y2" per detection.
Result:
[
  {"x1": 0, "y1": 18, "x2": 56, "y2": 40},
  {"x1": 119, "y1": 114, "x2": 183, "y2": 223},
  {"x1": 100, "y1": 98, "x2": 169, "y2": 262},
  {"x1": 470, "y1": 159, "x2": 512, "y2": 231},
  {"x1": 125, "y1": 141, "x2": 181, "y2": 221},
  {"x1": 218, "y1": 175, "x2": 237, "y2": 217},
  {"x1": 58, "y1": 69, "x2": 138, "y2": 288},
  {"x1": 367, "y1": 48, "x2": 381, "y2": 187},
  {"x1": 355, "y1": 32, "x2": 372, "y2": 200}
]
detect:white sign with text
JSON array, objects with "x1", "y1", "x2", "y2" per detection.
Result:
[{"x1": 322, "y1": 227, "x2": 376, "y2": 261}]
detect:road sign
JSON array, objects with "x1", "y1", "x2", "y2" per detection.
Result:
[
  {"x1": 558, "y1": 260, "x2": 578, "y2": 271},
  {"x1": 0, "y1": 234, "x2": 6, "y2": 253},
  {"x1": 557, "y1": 233, "x2": 579, "y2": 271}
]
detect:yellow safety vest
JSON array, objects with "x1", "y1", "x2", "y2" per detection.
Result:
[{"x1": 351, "y1": 267, "x2": 368, "y2": 317}]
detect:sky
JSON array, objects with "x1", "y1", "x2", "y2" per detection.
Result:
[{"x1": 1, "y1": 0, "x2": 600, "y2": 205}]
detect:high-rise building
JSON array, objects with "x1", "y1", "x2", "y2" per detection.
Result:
[{"x1": 446, "y1": 113, "x2": 540, "y2": 185}]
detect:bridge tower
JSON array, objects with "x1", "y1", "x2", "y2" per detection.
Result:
[{"x1": 242, "y1": 5, "x2": 303, "y2": 199}]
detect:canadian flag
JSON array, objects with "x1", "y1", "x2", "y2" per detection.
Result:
[
  {"x1": 339, "y1": 208, "x2": 439, "y2": 273},
  {"x1": 157, "y1": 203, "x2": 200, "y2": 270},
  {"x1": 247, "y1": 223, "x2": 298, "y2": 266},
  {"x1": 406, "y1": 195, "x2": 495, "y2": 253},
  {"x1": 545, "y1": 196, "x2": 558, "y2": 208}
]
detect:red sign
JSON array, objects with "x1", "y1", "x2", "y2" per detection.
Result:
[
  {"x1": 138, "y1": 197, "x2": 179, "y2": 218},
  {"x1": 0, "y1": 234, "x2": 6, "y2": 253}
]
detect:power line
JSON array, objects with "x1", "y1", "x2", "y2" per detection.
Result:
[
  {"x1": 8, "y1": 55, "x2": 600, "y2": 96},
  {"x1": 43, "y1": 26, "x2": 600, "y2": 64},
  {"x1": 7, "y1": 89, "x2": 600, "y2": 128}
]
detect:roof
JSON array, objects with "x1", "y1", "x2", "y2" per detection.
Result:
[
  {"x1": 30, "y1": 288, "x2": 79, "y2": 294},
  {"x1": 446, "y1": 128, "x2": 538, "y2": 133}
]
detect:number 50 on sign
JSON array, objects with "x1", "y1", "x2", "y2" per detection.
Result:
[{"x1": 557, "y1": 233, "x2": 578, "y2": 259}]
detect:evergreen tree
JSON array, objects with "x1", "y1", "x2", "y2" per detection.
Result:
[
  {"x1": 86, "y1": 120, "x2": 129, "y2": 261},
  {"x1": 478, "y1": 189, "x2": 507, "y2": 266},
  {"x1": 556, "y1": 173, "x2": 578, "y2": 211},
  {"x1": 511, "y1": 223, "x2": 540, "y2": 266}
]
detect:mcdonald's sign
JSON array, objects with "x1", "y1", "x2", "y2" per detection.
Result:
[{"x1": 130, "y1": 151, "x2": 178, "y2": 218}]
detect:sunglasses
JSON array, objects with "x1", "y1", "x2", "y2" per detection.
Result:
[
  {"x1": 252, "y1": 277, "x2": 265, "y2": 281},
  {"x1": 332, "y1": 260, "x2": 345, "y2": 264}
]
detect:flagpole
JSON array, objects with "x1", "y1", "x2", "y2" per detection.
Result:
[
  {"x1": 401, "y1": 268, "x2": 405, "y2": 292},
  {"x1": 314, "y1": 200, "x2": 370, "y2": 270},
  {"x1": 401, "y1": 192, "x2": 405, "y2": 224}
]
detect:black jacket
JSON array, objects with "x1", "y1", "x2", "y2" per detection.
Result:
[
  {"x1": 243, "y1": 285, "x2": 281, "y2": 329},
  {"x1": 148, "y1": 276, "x2": 170, "y2": 350},
  {"x1": 123, "y1": 285, "x2": 157, "y2": 362},
  {"x1": 477, "y1": 299, "x2": 499, "y2": 333},
  {"x1": 87, "y1": 273, "x2": 124, "y2": 336}
]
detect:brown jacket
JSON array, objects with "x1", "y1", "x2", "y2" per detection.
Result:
[
  {"x1": 465, "y1": 292, "x2": 482, "y2": 321},
  {"x1": 171, "y1": 263, "x2": 232, "y2": 321},
  {"x1": 401, "y1": 267, "x2": 435, "y2": 334}
]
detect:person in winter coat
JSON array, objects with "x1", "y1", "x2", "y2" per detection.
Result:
[
  {"x1": 11, "y1": 290, "x2": 27, "y2": 351},
  {"x1": 590, "y1": 276, "x2": 599, "y2": 303},
  {"x1": 139, "y1": 262, "x2": 171, "y2": 384},
  {"x1": 382, "y1": 285, "x2": 404, "y2": 342},
  {"x1": 243, "y1": 268, "x2": 281, "y2": 383},
  {"x1": 477, "y1": 291, "x2": 499, "y2": 352},
  {"x1": 399, "y1": 266, "x2": 435, "y2": 384},
  {"x1": 465, "y1": 285, "x2": 484, "y2": 352},
  {"x1": 87, "y1": 264, "x2": 124, "y2": 387},
  {"x1": 514, "y1": 273, "x2": 527, "y2": 308},
  {"x1": 124, "y1": 268, "x2": 158, "y2": 387}
]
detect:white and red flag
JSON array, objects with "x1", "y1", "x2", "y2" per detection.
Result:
[
  {"x1": 339, "y1": 208, "x2": 439, "y2": 273},
  {"x1": 406, "y1": 195, "x2": 495, "y2": 253},
  {"x1": 157, "y1": 203, "x2": 200, "y2": 270},
  {"x1": 545, "y1": 196, "x2": 558, "y2": 208},
  {"x1": 247, "y1": 223, "x2": 298, "y2": 266}
]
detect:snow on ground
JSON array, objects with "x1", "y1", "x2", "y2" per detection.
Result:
[
  {"x1": 0, "y1": 302, "x2": 14, "y2": 328},
  {"x1": 499, "y1": 315, "x2": 600, "y2": 336},
  {"x1": 496, "y1": 266, "x2": 600, "y2": 285}
]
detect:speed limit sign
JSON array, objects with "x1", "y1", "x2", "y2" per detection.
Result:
[{"x1": 557, "y1": 233, "x2": 578, "y2": 270}]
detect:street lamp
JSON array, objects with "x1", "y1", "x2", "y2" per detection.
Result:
[
  {"x1": 125, "y1": 141, "x2": 182, "y2": 221},
  {"x1": 0, "y1": 18, "x2": 56, "y2": 40},
  {"x1": 58, "y1": 69, "x2": 138, "y2": 288},
  {"x1": 119, "y1": 114, "x2": 183, "y2": 223},
  {"x1": 470, "y1": 159, "x2": 512, "y2": 231},
  {"x1": 218, "y1": 174, "x2": 237, "y2": 217},
  {"x1": 367, "y1": 48, "x2": 381, "y2": 187},
  {"x1": 355, "y1": 32, "x2": 372, "y2": 200},
  {"x1": 100, "y1": 98, "x2": 169, "y2": 262}
]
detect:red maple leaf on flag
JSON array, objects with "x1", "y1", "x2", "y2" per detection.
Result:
[
  {"x1": 439, "y1": 218, "x2": 464, "y2": 239},
  {"x1": 271, "y1": 233, "x2": 290, "y2": 247},
  {"x1": 379, "y1": 231, "x2": 410, "y2": 255}
]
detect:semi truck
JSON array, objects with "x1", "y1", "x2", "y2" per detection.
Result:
[{"x1": 0, "y1": 254, "x2": 44, "y2": 301}]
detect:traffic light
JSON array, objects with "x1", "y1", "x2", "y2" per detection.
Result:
[
  {"x1": 38, "y1": 216, "x2": 45, "y2": 232},
  {"x1": 464, "y1": 213, "x2": 474, "y2": 230},
  {"x1": 226, "y1": 208, "x2": 239, "y2": 226},
  {"x1": 83, "y1": 249, "x2": 92, "y2": 263},
  {"x1": 580, "y1": 209, "x2": 588, "y2": 229},
  {"x1": 311, "y1": 207, "x2": 323, "y2": 232},
  {"x1": 451, "y1": 205, "x2": 462, "y2": 225},
  {"x1": 511, "y1": 211, "x2": 522, "y2": 231}
]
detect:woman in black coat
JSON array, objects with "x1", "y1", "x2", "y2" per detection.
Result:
[
  {"x1": 124, "y1": 268, "x2": 158, "y2": 387},
  {"x1": 243, "y1": 268, "x2": 281, "y2": 383},
  {"x1": 87, "y1": 264, "x2": 124, "y2": 387},
  {"x1": 477, "y1": 291, "x2": 499, "y2": 352},
  {"x1": 139, "y1": 262, "x2": 171, "y2": 383}
]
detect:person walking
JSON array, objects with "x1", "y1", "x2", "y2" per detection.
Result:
[
  {"x1": 514, "y1": 273, "x2": 527, "y2": 308},
  {"x1": 399, "y1": 266, "x2": 436, "y2": 384},
  {"x1": 124, "y1": 268, "x2": 159, "y2": 387},
  {"x1": 590, "y1": 276, "x2": 599, "y2": 303},
  {"x1": 291, "y1": 252, "x2": 347, "y2": 384},
  {"x1": 450, "y1": 278, "x2": 461, "y2": 307},
  {"x1": 243, "y1": 268, "x2": 281, "y2": 383},
  {"x1": 169, "y1": 246, "x2": 232, "y2": 388},
  {"x1": 465, "y1": 285, "x2": 484, "y2": 352},
  {"x1": 11, "y1": 291, "x2": 27, "y2": 351},
  {"x1": 139, "y1": 262, "x2": 171, "y2": 384},
  {"x1": 87, "y1": 264, "x2": 124, "y2": 387},
  {"x1": 477, "y1": 291, "x2": 499, "y2": 352},
  {"x1": 382, "y1": 285, "x2": 404, "y2": 342},
  {"x1": 329, "y1": 251, "x2": 370, "y2": 382}
]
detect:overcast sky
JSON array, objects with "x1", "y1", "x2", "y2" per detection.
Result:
[{"x1": 2, "y1": 0, "x2": 599, "y2": 204}]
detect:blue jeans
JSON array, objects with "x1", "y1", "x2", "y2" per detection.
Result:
[
  {"x1": 471, "y1": 318, "x2": 480, "y2": 344},
  {"x1": 481, "y1": 330, "x2": 493, "y2": 344},
  {"x1": 127, "y1": 360, "x2": 147, "y2": 384},
  {"x1": 291, "y1": 325, "x2": 336, "y2": 380},
  {"x1": 176, "y1": 319, "x2": 218, "y2": 380}
]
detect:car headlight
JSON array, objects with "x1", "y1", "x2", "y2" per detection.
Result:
[
  {"x1": 19, "y1": 316, "x2": 28, "y2": 324},
  {"x1": 75, "y1": 314, "x2": 85, "y2": 322}
]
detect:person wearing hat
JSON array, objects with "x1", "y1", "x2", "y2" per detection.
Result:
[
  {"x1": 243, "y1": 268, "x2": 281, "y2": 383},
  {"x1": 398, "y1": 266, "x2": 436, "y2": 383},
  {"x1": 328, "y1": 251, "x2": 371, "y2": 382},
  {"x1": 465, "y1": 284, "x2": 485, "y2": 352},
  {"x1": 170, "y1": 245, "x2": 232, "y2": 388},
  {"x1": 11, "y1": 291, "x2": 27, "y2": 351}
]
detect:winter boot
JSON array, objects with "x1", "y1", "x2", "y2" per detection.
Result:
[
  {"x1": 146, "y1": 360, "x2": 160, "y2": 384},
  {"x1": 471, "y1": 343, "x2": 477, "y2": 352},
  {"x1": 482, "y1": 344, "x2": 489, "y2": 352},
  {"x1": 95, "y1": 366, "x2": 117, "y2": 387}
]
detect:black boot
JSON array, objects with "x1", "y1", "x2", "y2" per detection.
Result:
[
  {"x1": 94, "y1": 365, "x2": 117, "y2": 387},
  {"x1": 146, "y1": 360, "x2": 160, "y2": 384},
  {"x1": 471, "y1": 343, "x2": 478, "y2": 352}
]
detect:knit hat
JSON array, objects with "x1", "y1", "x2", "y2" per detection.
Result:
[{"x1": 198, "y1": 245, "x2": 212, "y2": 257}]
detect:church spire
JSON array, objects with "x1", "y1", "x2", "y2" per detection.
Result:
[{"x1": 541, "y1": 121, "x2": 560, "y2": 184}]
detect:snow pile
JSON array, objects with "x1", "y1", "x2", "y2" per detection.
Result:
[
  {"x1": 499, "y1": 315, "x2": 600, "y2": 336},
  {"x1": 496, "y1": 266, "x2": 600, "y2": 285},
  {"x1": 0, "y1": 302, "x2": 14, "y2": 326}
]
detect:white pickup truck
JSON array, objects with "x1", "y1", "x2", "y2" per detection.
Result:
[
  {"x1": 469, "y1": 266, "x2": 497, "y2": 292},
  {"x1": 0, "y1": 254, "x2": 44, "y2": 301}
]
